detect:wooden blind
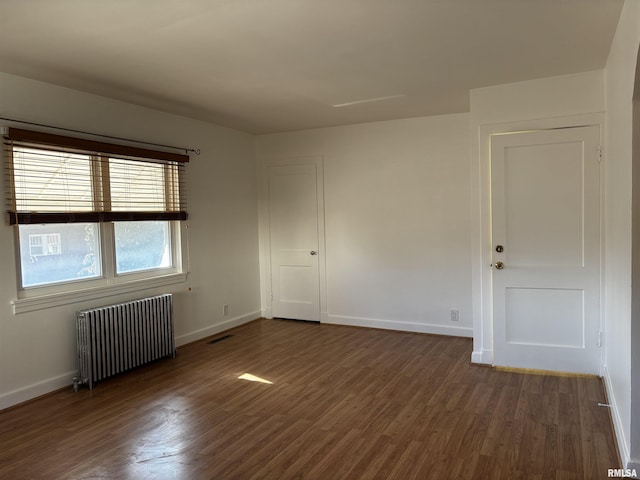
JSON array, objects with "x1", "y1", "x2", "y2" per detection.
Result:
[{"x1": 4, "y1": 128, "x2": 188, "y2": 225}]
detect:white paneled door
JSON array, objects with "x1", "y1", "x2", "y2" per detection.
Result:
[
  {"x1": 268, "y1": 164, "x2": 320, "y2": 321},
  {"x1": 491, "y1": 125, "x2": 601, "y2": 374}
]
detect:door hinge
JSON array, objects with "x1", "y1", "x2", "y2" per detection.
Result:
[
  {"x1": 598, "y1": 146, "x2": 603, "y2": 163},
  {"x1": 597, "y1": 331, "x2": 603, "y2": 348}
]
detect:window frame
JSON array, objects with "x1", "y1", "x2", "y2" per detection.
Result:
[
  {"x1": 14, "y1": 221, "x2": 184, "y2": 299},
  {"x1": 5, "y1": 127, "x2": 189, "y2": 305}
]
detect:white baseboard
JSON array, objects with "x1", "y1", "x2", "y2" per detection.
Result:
[
  {"x1": 603, "y1": 364, "x2": 630, "y2": 468},
  {"x1": 175, "y1": 310, "x2": 262, "y2": 347},
  {"x1": 0, "y1": 310, "x2": 263, "y2": 412},
  {"x1": 471, "y1": 349, "x2": 493, "y2": 365},
  {"x1": 324, "y1": 314, "x2": 473, "y2": 337},
  {"x1": 0, "y1": 370, "x2": 76, "y2": 411}
]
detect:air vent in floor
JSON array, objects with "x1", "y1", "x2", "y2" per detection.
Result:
[{"x1": 208, "y1": 334, "x2": 233, "y2": 344}]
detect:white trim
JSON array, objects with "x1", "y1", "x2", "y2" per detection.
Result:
[
  {"x1": 325, "y1": 314, "x2": 473, "y2": 337},
  {"x1": 258, "y1": 155, "x2": 327, "y2": 322},
  {"x1": 604, "y1": 364, "x2": 631, "y2": 468},
  {"x1": 0, "y1": 370, "x2": 76, "y2": 411},
  {"x1": 471, "y1": 349, "x2": 493, "y2": 365},
  {"x1": 11, "y1": 272, "x2": 188, "y2": 314},
  {"x1": 175, "y1": 310, "x2": 262, "y2": 347}
]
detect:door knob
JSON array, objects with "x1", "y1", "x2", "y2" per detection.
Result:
[
  {"x1": 310, "y1": 251, "x2": 317, "y2": 255},
  {"x1": 494, "y1": 261, "x2": 504, "y2": 270}
]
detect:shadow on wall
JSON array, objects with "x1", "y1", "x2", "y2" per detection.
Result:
[{"x1": 629, "y1": 43, "x2": 640, "y2": 469}]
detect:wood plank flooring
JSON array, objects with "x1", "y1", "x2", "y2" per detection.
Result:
[{"x1": 0, "y1": 318, "x2": 620, "y2": 479}]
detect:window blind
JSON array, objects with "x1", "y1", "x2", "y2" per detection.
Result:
[{"x1": 4, "y1": 127, "x2": 188, "y2": 225}]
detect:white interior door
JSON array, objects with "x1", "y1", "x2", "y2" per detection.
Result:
[
  {"x1": 268, "y1": 164, "x2": 320, "y2": 321},
  {"x1": 491, "y1": 125, "x2": 601, "y2": 374}
]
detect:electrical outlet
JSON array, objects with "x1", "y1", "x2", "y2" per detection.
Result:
[
  {"x1": 450, "y1": 309, "x2": 459, "y2": 322},
  {"x1": 223, "y1": 304, "x2": 229, "y2": 316}
]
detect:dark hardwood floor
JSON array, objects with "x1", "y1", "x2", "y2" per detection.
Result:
[{"x1": 0, "y1": 318, "x2": 620, "y2": 479}]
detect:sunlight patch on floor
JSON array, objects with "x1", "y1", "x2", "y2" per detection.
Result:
[{"x1": 238, "y1": 373, "x2": 273, "y2": 384}]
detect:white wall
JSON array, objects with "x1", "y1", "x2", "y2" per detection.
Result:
[
  {"x1": 257, "y1": 113, "x2": 473, "y2": 337},
  {"x1": 0, "y1": 72, "x2": 261, "y2": 409},
  {"x1": 606, "y1": 0, "x2": 640, "y2": 469},
  {"x1": 469, "y1": 70, "x2": 605, "y2": 366}
]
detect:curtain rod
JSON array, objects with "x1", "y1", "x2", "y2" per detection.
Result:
[{"x1": 0, "y1": 116, "x2": 201, "y2": 155}]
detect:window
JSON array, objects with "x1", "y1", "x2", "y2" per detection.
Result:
[
  {"x1": 29, "y1": 233, "x2": 62, "y2": 257},
  {"x1": 114, "y1": 221, "x2": 171, "y2": 274},
  {"x1": 5, "y1": 127, "x2": 188, "y2": 294},
  {"x1": 21, "y1": 224, "x2": 100, "y2": 288}
]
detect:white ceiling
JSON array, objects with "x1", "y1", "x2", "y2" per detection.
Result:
[{"x1": 0, "y1": 0, "x2": 625, "y2": 134}]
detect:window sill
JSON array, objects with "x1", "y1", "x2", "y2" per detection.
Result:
[{"x1": 11, "y1": 273, "x2": 188, "y2": 315}]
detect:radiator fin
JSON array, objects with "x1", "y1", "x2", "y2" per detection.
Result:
[{"x1": 75, "y1": 294, "x2": 175, "y2": 390}]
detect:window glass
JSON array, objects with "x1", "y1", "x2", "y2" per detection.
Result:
[
  {"x1": 109, "y1": 159, "x2": 166, "y2": 212},
  {"x1": 19, "y1": 224, "x2": 101, "y2": 288},
  {"x1": 114, "y1": 221, "x2": 172, "y2": 274},
  {"x1": 12, "y1": 147, "x2": 93, "y2": 212}
]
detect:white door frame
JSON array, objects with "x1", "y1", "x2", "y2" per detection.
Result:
[
  {"x1": 471, "y1": 113, "x2": 605, "y2": 371},
  {"x1": 258, "y1": 155, "x2": 327, "y2": 322}
]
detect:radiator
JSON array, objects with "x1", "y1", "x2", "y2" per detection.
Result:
[{"x1": 73, "y1": 294, "x2": 176, "y2": 391}]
